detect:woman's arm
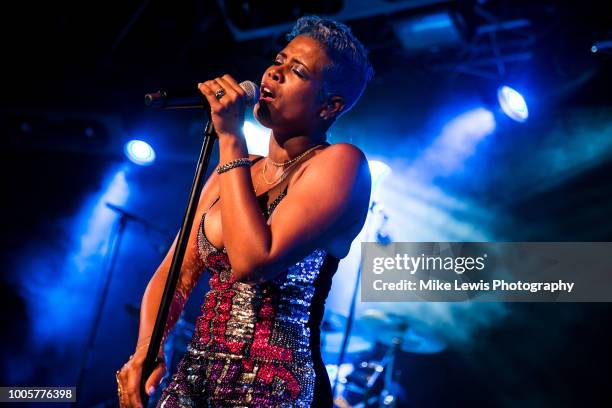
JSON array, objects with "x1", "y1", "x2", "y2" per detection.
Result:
[{"x1": 222, "y1": 142, "x2": 371, "y2": 281}]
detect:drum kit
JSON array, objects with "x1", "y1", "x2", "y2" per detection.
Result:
[{"x1": 322, "y1": 309, "x2": 446, "y2": 408}]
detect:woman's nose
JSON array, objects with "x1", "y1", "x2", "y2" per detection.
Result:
[{"x1": 268, "y1": 67, "x2": 283, "y2": 82}]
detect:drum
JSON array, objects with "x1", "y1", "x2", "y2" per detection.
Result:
[
  {"x1": 332, "y1": 360, "x2": 384, "y2": 408},
  {"x1": 332, "y1": 359, "x2": 407, "y2": 408}
]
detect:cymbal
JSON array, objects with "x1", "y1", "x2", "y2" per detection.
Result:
[
  {"x1": 354, "y1": 309, "x2": 408, "y2": 339},
  {"x1": 355, "y1": 309, "x2": 446, "y2": 354},
  {"x1": 387, "y1": 327, "x2": 446, "y2": 354},
  {"x1": 321, "y1": 332, "x2": 373, "y2": 356}
]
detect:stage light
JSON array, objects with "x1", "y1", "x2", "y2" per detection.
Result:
[
  {"x1": 497, "y1": 85, "x2": 528, "y2": 123},
  {"x1": 591, "y1": 40, "x2": 612, "y2": 54},
  {"x1": 124, "y1": 140, "x2": 156, "y2": 166},
  {"x1": 368, "y1": 160, "x2": 392, "y2": 193},
  {"x1": 243, "y1": 121, "x2": 270, "y2": 156},
  {"x1": 391, "y1": 10, "x2": 464, "y2": 53}
]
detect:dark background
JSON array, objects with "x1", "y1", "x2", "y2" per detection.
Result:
[{"x1": 1, "y1": 1, "x2": 611, "y2": 407}]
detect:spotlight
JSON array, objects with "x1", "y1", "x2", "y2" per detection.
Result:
[
  {"x1": 124, "y1": 140, "x2": 156, "y2": 166},
  {"x1": 243, "y1": 121, "x2": 269, "y2": 156},
  {"x1": 497, "y1": 85, "x2": 528, "y2": 123},
  {"x1": 391, "y1": 10, "x2": 465, "y2": 53},
  {"x1": 591, "y1": 40, "x2": 612, "y2": 54},
  {"x1": 368, "y1": 160, "x2": 392, "y2": 193}
]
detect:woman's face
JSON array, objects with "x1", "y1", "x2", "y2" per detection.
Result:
[{"x1": 254, "y1": 35, "x2": 331, "y2": 135}]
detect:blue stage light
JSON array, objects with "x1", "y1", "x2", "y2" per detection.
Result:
[
  {"x1": 124, "y1": 140, "x2": 156, "y2": 165},
  {"x1": 391, "y1": 11, "x2": 464, "y2": 52},
  {"x1": 497, "y1": 85, "x2": 529, "y2": 123}
]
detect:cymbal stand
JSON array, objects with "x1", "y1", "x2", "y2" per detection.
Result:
[
  {"x1": 378, "y1": 337, "x2": 401, "y2": 407},
  {"x1": 332, "y1": 200, "x2": 379, "y2": 397},
  {"x1": 360, "y1": 317, "x2": 407, "y2": 407}
]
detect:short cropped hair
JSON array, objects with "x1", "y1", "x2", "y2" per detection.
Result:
[{"x1": 287, "y1": 15, "x2": 374, "y2": 118}]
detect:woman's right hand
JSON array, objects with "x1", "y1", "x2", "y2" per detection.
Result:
[{"x1": 116, "y1": 350, "x2": 166, "y2": 408}]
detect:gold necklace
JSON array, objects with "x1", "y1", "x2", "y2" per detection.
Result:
[
  {"x1": 267, "y1": 144, "x2": 324, "y2": 168},
  {"x1": 261, "y1": 144, "x2": 323, "y2": 186},
  {"x1": 253, "y1": 166, "x2": 293, "y2": 194},
  {"x1": 254, "y1": 160, "x2": 298, "y2": 194}
]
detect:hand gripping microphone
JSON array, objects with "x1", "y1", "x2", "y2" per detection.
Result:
[{"x1": 144, "y1": 81, "x2": 259, "y2": 109}]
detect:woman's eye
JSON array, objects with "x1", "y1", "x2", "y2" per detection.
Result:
[{"x1": 271, "y1": 58, "x2": 305, "y2": 78}]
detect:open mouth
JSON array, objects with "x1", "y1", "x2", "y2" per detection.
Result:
[{"x1": 259, "y1": 85, "x2": 275, "y2": 102}]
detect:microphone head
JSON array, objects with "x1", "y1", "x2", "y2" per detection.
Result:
[{"x1": 239, "y1": 81, "x2": 260, "y2": 107}]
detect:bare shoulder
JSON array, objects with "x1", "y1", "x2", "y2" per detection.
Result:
[
  {"x1": 307, "y1": 142, "x2": 369, "y2": 179},
  {"x1": 303, "y1": 141, "x2": 371, "y2": 214},
  {"x1": 309, "y1": 143, "x2": 370, "y2": 185},
  {"x1": 318, "y1": 142, "x2": 366, "y2": 162}
]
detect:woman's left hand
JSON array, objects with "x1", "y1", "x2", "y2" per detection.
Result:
[{"x1": 198, "y1": 74, "x2": 248, "y2": 137}]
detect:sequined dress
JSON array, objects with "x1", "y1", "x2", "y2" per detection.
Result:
[{"x1": 157, "y1": 157, "x2": 339, "y2": 407}]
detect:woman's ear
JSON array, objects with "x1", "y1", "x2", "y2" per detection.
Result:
[{"x1": 320, "y1": 96, "x2": 345, "y2": 120}]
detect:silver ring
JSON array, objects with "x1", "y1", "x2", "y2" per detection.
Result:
[{"x1": 214, "y1": 88, "x2": 226, "y2": 100}]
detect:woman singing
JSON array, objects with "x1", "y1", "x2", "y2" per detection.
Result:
[{"x1": 116, "y1": 15, "x2": 373, "y2": 407}]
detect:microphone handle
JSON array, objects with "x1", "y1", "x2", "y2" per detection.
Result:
[
  {"x1": 144, "y1": 90, "x2": 207, "y2": 109},
  {"x1": 146, "y1": 81, "x2": 258, "y2": 110}
]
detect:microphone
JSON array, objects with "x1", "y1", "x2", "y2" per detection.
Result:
[{"x1": 144, "y1": 80, "x2": 259, "y2": 109}]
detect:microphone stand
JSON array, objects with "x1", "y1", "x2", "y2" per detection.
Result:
[
  {"x1": 139, "y1": 113, "x2": 217, "y2": 407},
  {"x1": 75, "y1": 204, "x2": 170, "y2": 407},
  {"x1": 75, "y1": 208, "x2": 128, "y2": 403}
]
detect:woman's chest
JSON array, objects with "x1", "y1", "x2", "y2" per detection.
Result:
[{"x1": 202, "y1": 191, "x2": 285, "y2": 251}]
